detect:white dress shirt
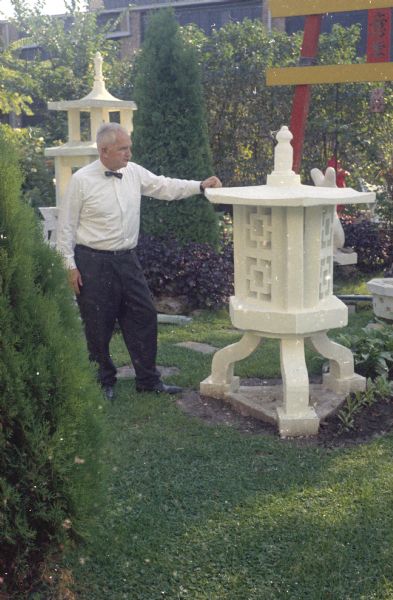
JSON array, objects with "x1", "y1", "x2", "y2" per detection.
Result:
[{"x1": 57, "y1": 160, "x2": 201, "y2": 269}]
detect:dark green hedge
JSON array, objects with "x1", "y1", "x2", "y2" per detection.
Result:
[{"x1": 0, "y1": 126, "x2": 106, "y2": 595}]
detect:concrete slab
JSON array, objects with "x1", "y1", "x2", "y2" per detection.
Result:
[
  {"x1": 117, "y1": 365, "x2": 180, "y2": 379},
  {"x1": 158, "y1": 314, "x2": 192, "y2": 325},
  {"x1": 176, "y1": 341, "x2": 218, "y2": 354},
  {"x1": 220, "y1": 383, "x2": 348, "y2": 436}
]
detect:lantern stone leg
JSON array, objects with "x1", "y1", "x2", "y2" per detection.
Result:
[
  {"x1": 277, "y1": 335, "x2": 319, "y2": 436},
  {"x1": 309, "y1": 332, "x2": 366, "y2": 395},
  {"x1": 200, "y1": 332, "x2": 261, "y2": 397}
]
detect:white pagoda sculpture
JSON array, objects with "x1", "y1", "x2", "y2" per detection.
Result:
[
  {"x1": 201, "y1": 126, "x2": 375, "y2": 437},
  {"x1": 41, "y1": 52, "x2": 137, "y2": 244}
]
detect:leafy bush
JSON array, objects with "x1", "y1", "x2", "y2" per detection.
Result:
[
  {"x1": 13, "y1": 127, "x2": 56, "y2": 210},
  {"x1": 0, "y1": 126, "x2": 106, "y2": 595},
  {"x1": 192, "y1": 19, "x2": 299, "y2": 187},
  {"x1": 187, "y1": 19, "x2": 392, "y2": 189},
  {"x1": 341, "y1": 217, "x2": 392, "y2": 272},
  {"x1": 8, "y1": 0, "x2": 119, "y2": 143},
  {"x1": 137, "y1": 234, "x2": 234, "y2": 310},
  {"x1": 373, "y1": 186, "x2": 393, "y2": 234},
  {"x1": 334, "y1": 326, "x2": 393, "y2": 432},
  {"x1": 337, "y1": 325, "x2": 393, "y2": 379}
]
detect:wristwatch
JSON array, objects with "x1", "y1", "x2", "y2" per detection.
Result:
[{"x1": 200, "y1": 182, "x2": 205, "y2": 193}]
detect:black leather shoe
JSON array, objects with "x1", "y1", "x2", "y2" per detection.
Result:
[
  {"x1": 103, "y1": 385, "x2": 115, "y2": 401},
  {"x1": 136, "y1": 381, "x2": 183, "y2": 395}
]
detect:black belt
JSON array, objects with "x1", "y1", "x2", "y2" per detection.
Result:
[{"x1": 75, "y1": 244, "x2": 135, "y2": 256}]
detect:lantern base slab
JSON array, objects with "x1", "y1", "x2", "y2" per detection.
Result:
[
  {"x1": 216, "y1": 383, "x2": 353, "y2": 437},
  {"x1": 323, "y1": 372, "x2": 366, "y2": 395},
  {"x1": 200, "y1": 376, "x2": 240, "y2": 398}
]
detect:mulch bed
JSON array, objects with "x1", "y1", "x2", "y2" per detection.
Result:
[
  {"x1": 317, "y1": 395, "x2": 393, "y2": 447},
  {"x1": 177, "y1": 380, "x2": 393, "y2": 448}
]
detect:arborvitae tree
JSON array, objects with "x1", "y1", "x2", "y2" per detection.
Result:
[
  {"x1": 0, "y1": 125, "x2": 106, "y2": 595},
  {"x1": 132, "y1": 9, "x2": 219, "y2": 246}
]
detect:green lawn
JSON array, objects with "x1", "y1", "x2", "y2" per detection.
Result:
[
  {"x1": 64, "y1": 304, "x2": 393, "y2": 599},
  {"x1": 333, "y1": 270, "x2": 383, "y2": 296}
]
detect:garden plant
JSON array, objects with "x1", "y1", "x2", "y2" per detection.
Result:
[
  {"x1": 2, "y1": 2, "x2": 393, "y2": 596},
  {"x1": 0, "y1": 125, "x2": 106, "y2": 596},
  {"x1": 132, "y1": 9, "x2": 219, "y2": 247}
]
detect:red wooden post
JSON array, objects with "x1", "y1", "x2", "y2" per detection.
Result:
[
  {"x1": 290, "y1": 14, "x2": 323, "y2": 173},
  {"x1": 288, "y1": 7, "x2": 392, "y2": 173},
  {"x1": 367, "y1": 9, "x2": 392, "y2": 112},
  {"x1": 367, "y1": 8, "x2": 391, "y2": 62}
]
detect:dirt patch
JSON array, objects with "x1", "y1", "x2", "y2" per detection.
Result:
[
  {"x1": 317, "y1": 395, "x2": 393, "y2": 447},
  {"x1": 177, "y1": 379, "x2": 393, "y2": 448}
]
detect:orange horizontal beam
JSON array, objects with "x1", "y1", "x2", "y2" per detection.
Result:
[
  {"x1": 269, "y1": 0, "x2": 393, "y2": 17},
  {"x1": 266, "y1": 62, "x2": 393, "y2": 85}
]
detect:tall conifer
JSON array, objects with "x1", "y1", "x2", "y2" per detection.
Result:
[
  {"x1": 0, "y1": 126, "x2": 105, "y2": 594},
  {"x1": 132, "y1": 9, "x2": 219, "y2": 246}
]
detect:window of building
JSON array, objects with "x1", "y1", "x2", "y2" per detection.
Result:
[
  {"x1": 141, "y1": 2, "x2": 262, "y2": 37},
  {"x1": 104, "y1": 0, "x2": 130, "y2": 8}
]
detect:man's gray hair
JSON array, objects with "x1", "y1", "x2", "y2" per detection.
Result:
[{"x1": 96, "y1": 122, "x2": 128, "y2": 149}]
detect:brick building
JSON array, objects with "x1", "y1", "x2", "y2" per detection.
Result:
[
  {"x1": 1, "y1": 2, "x2": 379, "y2": 63},
  {"x1": 89, "y1": 0, "x2": 284, "y2": 57},
  {"x1": 87, "y1": 0, "x2": 382, "y2": 58}
]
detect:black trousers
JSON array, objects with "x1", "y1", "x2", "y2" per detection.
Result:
[{"x1": 75, "y1": 244, "x2": 160, "y2": 388}]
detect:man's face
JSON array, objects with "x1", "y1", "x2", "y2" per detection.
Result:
[{"x1": 100, "y1": 131, "x2": 132, "y2": 171}]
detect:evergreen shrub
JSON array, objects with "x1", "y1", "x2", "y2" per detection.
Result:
[
  {"x1": 0, "y1": 126, "x2": 106, "y2": 595},
  {"x1": 341, "y1": 216, "x2": 393, "y2": 272},
  {"x1": 137, "y1": 234, "x2": 234, "y2": 310},
  {"x1": 132, "y1": 9, "x2": 219, "y2": 246}
]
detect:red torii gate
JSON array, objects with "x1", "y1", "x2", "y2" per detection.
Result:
[{"x1": 267, "y1": 1, "x2": 393, "y2": 173}]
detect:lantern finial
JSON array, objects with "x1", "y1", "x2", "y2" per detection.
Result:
[{"x1": 267, "y1": 125, "x2": 301, "y2": 186}]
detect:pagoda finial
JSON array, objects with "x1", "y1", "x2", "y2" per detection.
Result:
[
  {"x1": 86, "y1": 51, "x2": 107, "y2": 98},
  {"x1": 274, "y1": 126, "x2": 293, "y2": 173},
  {"x1": 94, "y1": 52, "x2": 104, "y2": 83},
  {"x1": 266, "y1": 125, "x2": 301, "y2": 186}
]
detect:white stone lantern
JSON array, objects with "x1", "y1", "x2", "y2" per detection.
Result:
[
  {"x1": 41, "y1": 52, "x2": 137, "y2": 244},
  {"x1": 200, "y1": 126, "x2": 376, "y2": 437}
]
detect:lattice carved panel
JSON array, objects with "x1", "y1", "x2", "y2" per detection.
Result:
[
  {"x1": 243, "y1": 207, "x2": 273, "y2": 302},
  {"x1": 319, "y1": 208, "x2": 334, "y2": 299}
]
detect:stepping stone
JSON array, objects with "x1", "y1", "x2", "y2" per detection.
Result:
[
  {"x1": 176, "y1": 341, "x2": 218, "y2": 354},
  {"x1": 117, "y1": 365, "x2": 180, "y2": 379},
  {"x1": 365, "y1": 322, "x2": 385, "y2": 331},
  {"x1": 158, "y1": 314, "x2": 192, "y2": 325}
]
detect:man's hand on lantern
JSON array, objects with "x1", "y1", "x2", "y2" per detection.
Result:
[{"x1": 200, "y1": 176, "x2": 222, "y2": 193}]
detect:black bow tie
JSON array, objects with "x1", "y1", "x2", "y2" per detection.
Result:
[{"x1": 105, "y1": 170, "x2": 123, "y2": 179}]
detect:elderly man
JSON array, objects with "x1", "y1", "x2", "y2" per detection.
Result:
[{"x1": 57, "y1": 122, "x2": 222, "y2": 400}]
